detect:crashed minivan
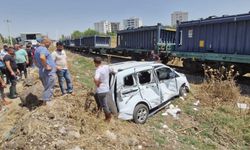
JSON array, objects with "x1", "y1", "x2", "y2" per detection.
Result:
[{"x1": 109, "y1": 61, "x2": 190, "y2": 124}]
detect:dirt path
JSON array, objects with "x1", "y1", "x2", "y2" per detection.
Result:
[{"x1": 0, "y1": 82, "x2": 29, "y2": 143}]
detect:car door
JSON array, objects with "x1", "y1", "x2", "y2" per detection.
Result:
[
  {"x1": 155, "y1": 66, "x2": 178, "y2": 102},
  {"x1": 116, "y1": 68, "x2": 142, "y2": 111},
  {"x1": 135, "y1": 66, "x2": 161, "y2": 108}
]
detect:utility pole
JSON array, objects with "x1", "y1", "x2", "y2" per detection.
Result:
[{"x1": 4, "y1": 19, "x2": 13, "y2": 46}]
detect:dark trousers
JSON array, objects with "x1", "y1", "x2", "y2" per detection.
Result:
[
  {"x1": 17, "y1": 63, "x2": 27, "y2": 78},
  {"x1": 6, "y1": 72, "x2": 17, "y2": 97},
  {"x1": 94, "y1": 93, "x2": 102, "y2": 110},
  {"x1": 94, "y1": 92, "x2": 117, "y2": 115},
  {"x1": 27, "y1": 57, "x2": 33, "y2": 68},
  {"x1": 0, "y1": 67, "x2": 9, "y2": 84},
  {"x1": 95, "y1": 92, "x2": 110, "y2": 114}
]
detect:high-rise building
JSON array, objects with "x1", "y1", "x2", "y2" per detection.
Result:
[
  {"x1": 110, "y1": 22, "x2": 120, "y2": 33},
  {"x1": 171, "y1": 11, "x2": 188, "y2": 26},
  {"x1": 94, "y1": 21, "x2": 111, "y2": 34},
  {"x1": 123, "y1": 17, "x2": 143, "y2": 29}
]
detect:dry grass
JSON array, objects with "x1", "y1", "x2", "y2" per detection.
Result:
[
  {"x1": 156, "y1": 65, "x2": 250, "y2": 149},
  {"x1": 197, "y1": 65, "x2": 241, "y2": 106},
  {"x1": 1, "y1": 51, "x2": 249, "y2": 149},
  {"x1": 1, "y1": 50, "x2": 157, "y2": 150},
  {"x1": 198, "y1": 80, "x2": 241, "y2": 106}
]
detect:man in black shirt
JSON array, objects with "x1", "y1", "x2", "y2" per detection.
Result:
[
  {"x1": 26, "y1": 44, "x2": 33, "y2": 68},
  {"x1": 4, "y1": 47, "x2": 19, "y2": 99}
]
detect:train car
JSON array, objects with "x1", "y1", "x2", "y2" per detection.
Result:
[
  {"x1": 114, "y1": 24, "x2": 176, "y2": 59},
  {"x1": 64, "y1": 35, "x2": 111, "y2": 52},
  {"x1": 172, "y1": 13, "x2": 250, "y2": 75},
  {"x1": 81, "y1": 36, "x2": 110, "y2": 48}
]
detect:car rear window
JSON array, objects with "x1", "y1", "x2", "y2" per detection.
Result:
[
  {"x1": 138, "y1": 70, "x2": 151, "y2": 84},
  {"x1": 124, "y1": 74, "x2": 134, "y2": 86}
]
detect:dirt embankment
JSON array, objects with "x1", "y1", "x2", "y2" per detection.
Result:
[
  {"x1": 0, "y1": 52, "x2": 160, "y2": 150},
  {"x1": 0, "y1": 51, "x2": 249, "y2": 150},
  {"x1": 1, "y1": 80, "x2": 156, "y2": 150}
]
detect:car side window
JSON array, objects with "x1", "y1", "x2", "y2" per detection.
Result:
[
  {"x1": 138, "y1": 70, "x2": 151, "y2": 84},
  {"x1": 156, "y1": 67, "x2": 173, "y2": 81},
  {"x1": 124, "y1": 74, "x2": 134, "y2": 86}
]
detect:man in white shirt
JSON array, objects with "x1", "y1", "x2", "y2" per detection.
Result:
[
  {"x1": 93, "y1": 57, "x2": 114, "y2": 122},
  {"x1": 51, "y1": 42, "x2": 73, "y2": 96},
  {"x1": 0, "y1": 45, "x2": 9, "y2": 84}
]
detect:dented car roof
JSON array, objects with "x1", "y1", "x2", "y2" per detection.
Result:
[{"x1": 110, "y1": 61, "x2": 164, "y2": 72}]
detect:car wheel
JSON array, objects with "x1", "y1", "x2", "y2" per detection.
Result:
[
  {"x1": 179, "y1": 85, "x2": 187, "y2": 97},
  {"x1": 133, "y1": 104, "x2": 149, "y2": 124}
]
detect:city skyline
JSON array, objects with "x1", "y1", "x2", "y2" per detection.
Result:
[{"x1": 0, "y1": 0, "x2": 250, "y2": 40}]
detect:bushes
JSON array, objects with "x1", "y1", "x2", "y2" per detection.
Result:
[{"x1": 197, "y1": 65, "x2": 241, "y2": 106}]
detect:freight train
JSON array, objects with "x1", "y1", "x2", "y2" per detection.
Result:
[
  {"x1": 63, "y1": 23, "x2": 175, "y2": 60},
  {"x1": 173, "y1": 12, "x2": 250, "y2": 75},
  {"x1": 63, "y1": 12, "x2": 250, "y2": 75}
]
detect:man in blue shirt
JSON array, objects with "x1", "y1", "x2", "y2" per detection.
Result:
[{"x1": 34, "y1": 38, "x2": 56, "y2": 105}]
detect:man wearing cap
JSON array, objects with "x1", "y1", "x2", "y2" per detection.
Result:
[
  {"x1": 51, "y1": 42, "x2": 73, "y2": 95},
  {"x1": 34, "y1": 38, "x2": 56, "y2": 105}
]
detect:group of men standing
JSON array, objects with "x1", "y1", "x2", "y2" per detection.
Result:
[
  {"x1": 0, "y1": 44, "x2": 32, "y2": 105},
  {"x1": 0, "y1": 39, "x2": 74, "y2": 108},
  {"x1": 33, "y1": 39, "x2": 74, "y2": 105},
  {"x1": 33, "y1": 39, "x2": 114, "y2": 122},
  {"x1": 1, "y1": 38, "x2": 115, "y2": 122}
]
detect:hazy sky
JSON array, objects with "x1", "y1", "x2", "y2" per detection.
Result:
[{"x1": 0, "y1": 0, "x2": 249, "y2": 40}]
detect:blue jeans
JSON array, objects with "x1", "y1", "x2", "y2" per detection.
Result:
[
  {"x1": 56, "y1": 69, "x2": 73, "y2": 94},
  {"x1": 39, "y1": 69, "x2": 56, "y2": 101}
]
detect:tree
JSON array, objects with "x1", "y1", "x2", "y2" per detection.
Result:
[
  {"x1": 71, "y1": 30, "x2": 84, "y2": 39},
  {"x1": 70, "y1": 28, "x2": 115, "y2": 39},
  {"x1": 83, "y1": 28, "x2": 100, "y2": 36},
  {"x1": 107, "y1": 32, "x2": 116, "y2": 36},
  {"x1": 11, "y1": 37, "x2": 17, "y2": 45},
  {"x1": 0, "y1": 34, "x2": 4, "y2": 43},
  {"x1": 0, "y1": 34, "x2": 3, "y2": 48},
  {"x1": 60, "y1": 34, "x2": 65, "y2": 41},
  {"x1": 0, "y1": 34, "x2": 11, "y2": 45}
]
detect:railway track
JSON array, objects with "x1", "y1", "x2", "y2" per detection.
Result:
[{"x1": 69, "y1": 49, "x2": 132, "y2": 63}]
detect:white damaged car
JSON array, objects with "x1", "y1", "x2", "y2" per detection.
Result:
[{"x1": 109, "y1": 61, "x2": 190, "y2": 124}]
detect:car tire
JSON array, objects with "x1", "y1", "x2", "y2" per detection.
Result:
[
  {"x1": 179, "y1": 85, "x2": 187, "y2": 97},
  {"x1": 133, "y1": 104, "x2": 149, "y2": 124}
]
